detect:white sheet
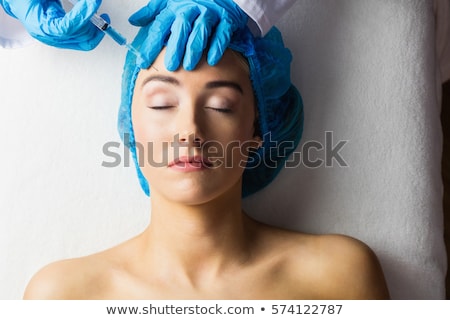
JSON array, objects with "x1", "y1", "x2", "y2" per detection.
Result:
[{"x1": 0, "y1": 0, "x2": 447, "y2": 299}]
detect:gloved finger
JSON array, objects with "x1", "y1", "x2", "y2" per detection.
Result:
[
  {"x1": 34, "y1": 20, "x2": 105, "y2": 51},
  {"x1": 1, "y1": 0, "x2": 45, "y2": 19},
  {"x1": 100, "y1": 13, "x2": 110, "y2": 24},
  {"x1": 207, "y1": 18, "x2": 233, "y2": 66},
  {"x1": 183, "y1": 9, "x2": 219, "y2": 71},
  {"x1": 42, "y1": 0, "x2": 102, "y2": 36},
  {"x1": 71, "y1": 21, "x2": 106, "y2": 50},
  {"x1": 165, "y1": 6, "x2": 200, "y2": 71},
  {"x1": 129, "y1": 0, "x2": 167, "y2": 26},
  {"x1": 71, "y1": 12, "x2": 108, "y2": 50},
  {"x1": 138, "y1": 9, "x2": 175, "y2": 69},
  {"x1": 77, "y1": 13, "x2": 109, "y2": 50},
  {"x1": 0, "y1": 0, "x2": 15, "y2": 18},
  {"x1": 82, "y1": 24, "x2": 106, "y2": 50}
]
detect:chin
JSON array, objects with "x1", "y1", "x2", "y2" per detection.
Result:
[{"x1": 155, "y1": 176, "x2": 242, "y2": 206}]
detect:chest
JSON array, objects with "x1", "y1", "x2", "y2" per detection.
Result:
[{"x1": 95, "y1": 267, "x2": 310, "y2": 299}]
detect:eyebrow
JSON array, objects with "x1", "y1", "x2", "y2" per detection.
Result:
[
  {"x1": 141, "y1": 75, "x2": 180, "y2": 88},
  {"x1": 141, "y1": 76, "x2": 243, "y2": 94},
  {"x1": 205, "y1": 81, "x2": 243, "y2": 94}
]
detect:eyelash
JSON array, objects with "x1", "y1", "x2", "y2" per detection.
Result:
[
  {"x1": 147, "y1": 106, "x2": 232, "y2": 114},
  {"x1": 147, "y1": 106, "x2": 174, "y2": 110},
  {"x1": 205, "y1": 106, "x2": 233, "y2": 114}
]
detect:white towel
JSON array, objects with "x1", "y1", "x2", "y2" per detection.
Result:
[{"x1": 244, "y1": 0, "x2": 447, "y2": 299}]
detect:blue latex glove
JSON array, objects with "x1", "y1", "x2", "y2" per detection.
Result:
[
  {"x1": 129, "y1": 0, "x2": 248, "y2": 71},
  {"x1": 0, "y1": 0, "x2": 106, "y2": 51}
]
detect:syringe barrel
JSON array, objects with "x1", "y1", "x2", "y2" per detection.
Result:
[{"x1": 90, "y1": 14, "x2": 109, "y2": 30}]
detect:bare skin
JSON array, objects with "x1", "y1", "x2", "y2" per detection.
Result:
[
  {"x1": 24, "y1": 219, "x2": 389, "y2": 299},
  {"x1": 23, "y1": 50, "x2": 389, "y2": 300}
]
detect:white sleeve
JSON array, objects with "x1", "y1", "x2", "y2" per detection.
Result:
[{"x1": 233, "y1": 0, "x2": 296, "y2": 36}]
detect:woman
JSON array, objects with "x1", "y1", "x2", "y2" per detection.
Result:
[{"x1": 23, "y1": 25, "x2": 389, "y2": 299}]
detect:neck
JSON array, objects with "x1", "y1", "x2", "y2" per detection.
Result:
[{"x1": 139, "y1": 183, "x2": 255, "y2": 287}]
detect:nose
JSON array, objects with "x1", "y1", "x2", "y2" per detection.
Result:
[
  {"x1": 176, "y1": 132, "x2": 202, "y2": 147},
  {"x1": 175, "y1": 104, "x2": 204, "y2": 147}
]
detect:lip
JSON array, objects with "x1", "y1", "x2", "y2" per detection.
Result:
[{"x1": 168, "y1": 156, "x2": 213, "y2": 172}]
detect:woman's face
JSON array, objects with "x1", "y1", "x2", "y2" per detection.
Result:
[{"x1": 131, "y1": 49, "x2": 260, "y2": 204}]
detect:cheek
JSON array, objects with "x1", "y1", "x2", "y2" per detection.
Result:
[
  {"x1": 131, "y1": 103, "x2": 171, "y2": 169},
  {"x1": 132, "y1": 92, "x2": 172, "y2": 142},
  {"x1": 235, "y1": 107, "x2": 260, "y2": 162},
  {"x1": 228, "y1": 110, "x2": 257, "y2": 145},
  {"x1": 219, "y1": 116, "x2": 258, "y2": 168},
  {"x1": 132, "y1": 106, "x2": 152, "y2": 144},
  {"x1": 133, "y1": 114, "x2": 160, "y2": 144},
  {"x1": 211, "y1": 101, "x2": 256, "y2": 141}
]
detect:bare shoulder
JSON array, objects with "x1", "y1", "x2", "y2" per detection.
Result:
[
  {"x1": 257, "y1": 225, "x2": 390, "y2": 299},
  {"x1": 23, "y1": 247, "x2": 126, "y2": 299},
  {"x1": 24, "y1": 257, "x2": 93, "y2": 299},
  {"x1": 288, "y1": 233, "x2": 390, "y2": 299}
]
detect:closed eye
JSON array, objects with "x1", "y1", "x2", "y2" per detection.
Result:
[
  {"x1": 147, "y1": 106, "x2": 174, "y2": 110},
  {"x1": 205, "y1": 106, "x2": 233, "y2": 114}
]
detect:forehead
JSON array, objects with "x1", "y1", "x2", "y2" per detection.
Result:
[{"x1": 135, "y1": 49, "x2": 251, "y2": 90}]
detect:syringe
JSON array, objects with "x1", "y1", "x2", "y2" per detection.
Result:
[{"x1": 66, "y1": 0, "x2": 142, "y2": 59}]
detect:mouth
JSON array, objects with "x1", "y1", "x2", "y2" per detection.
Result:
[{"x1": 168, "y1": 156, "x2": 213, "y2": 171}]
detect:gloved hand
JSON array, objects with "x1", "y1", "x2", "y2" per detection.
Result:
[
  {"x1": 129, "y1": 0, "x2": 248, "y2": 71},
  {"x1": 0, "y1": 0, "x2": 106, "y2": 51}
]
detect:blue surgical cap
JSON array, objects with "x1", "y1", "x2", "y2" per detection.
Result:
[{"x1": 118, "y1": 26, "x2": 304, "y2": 197}]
